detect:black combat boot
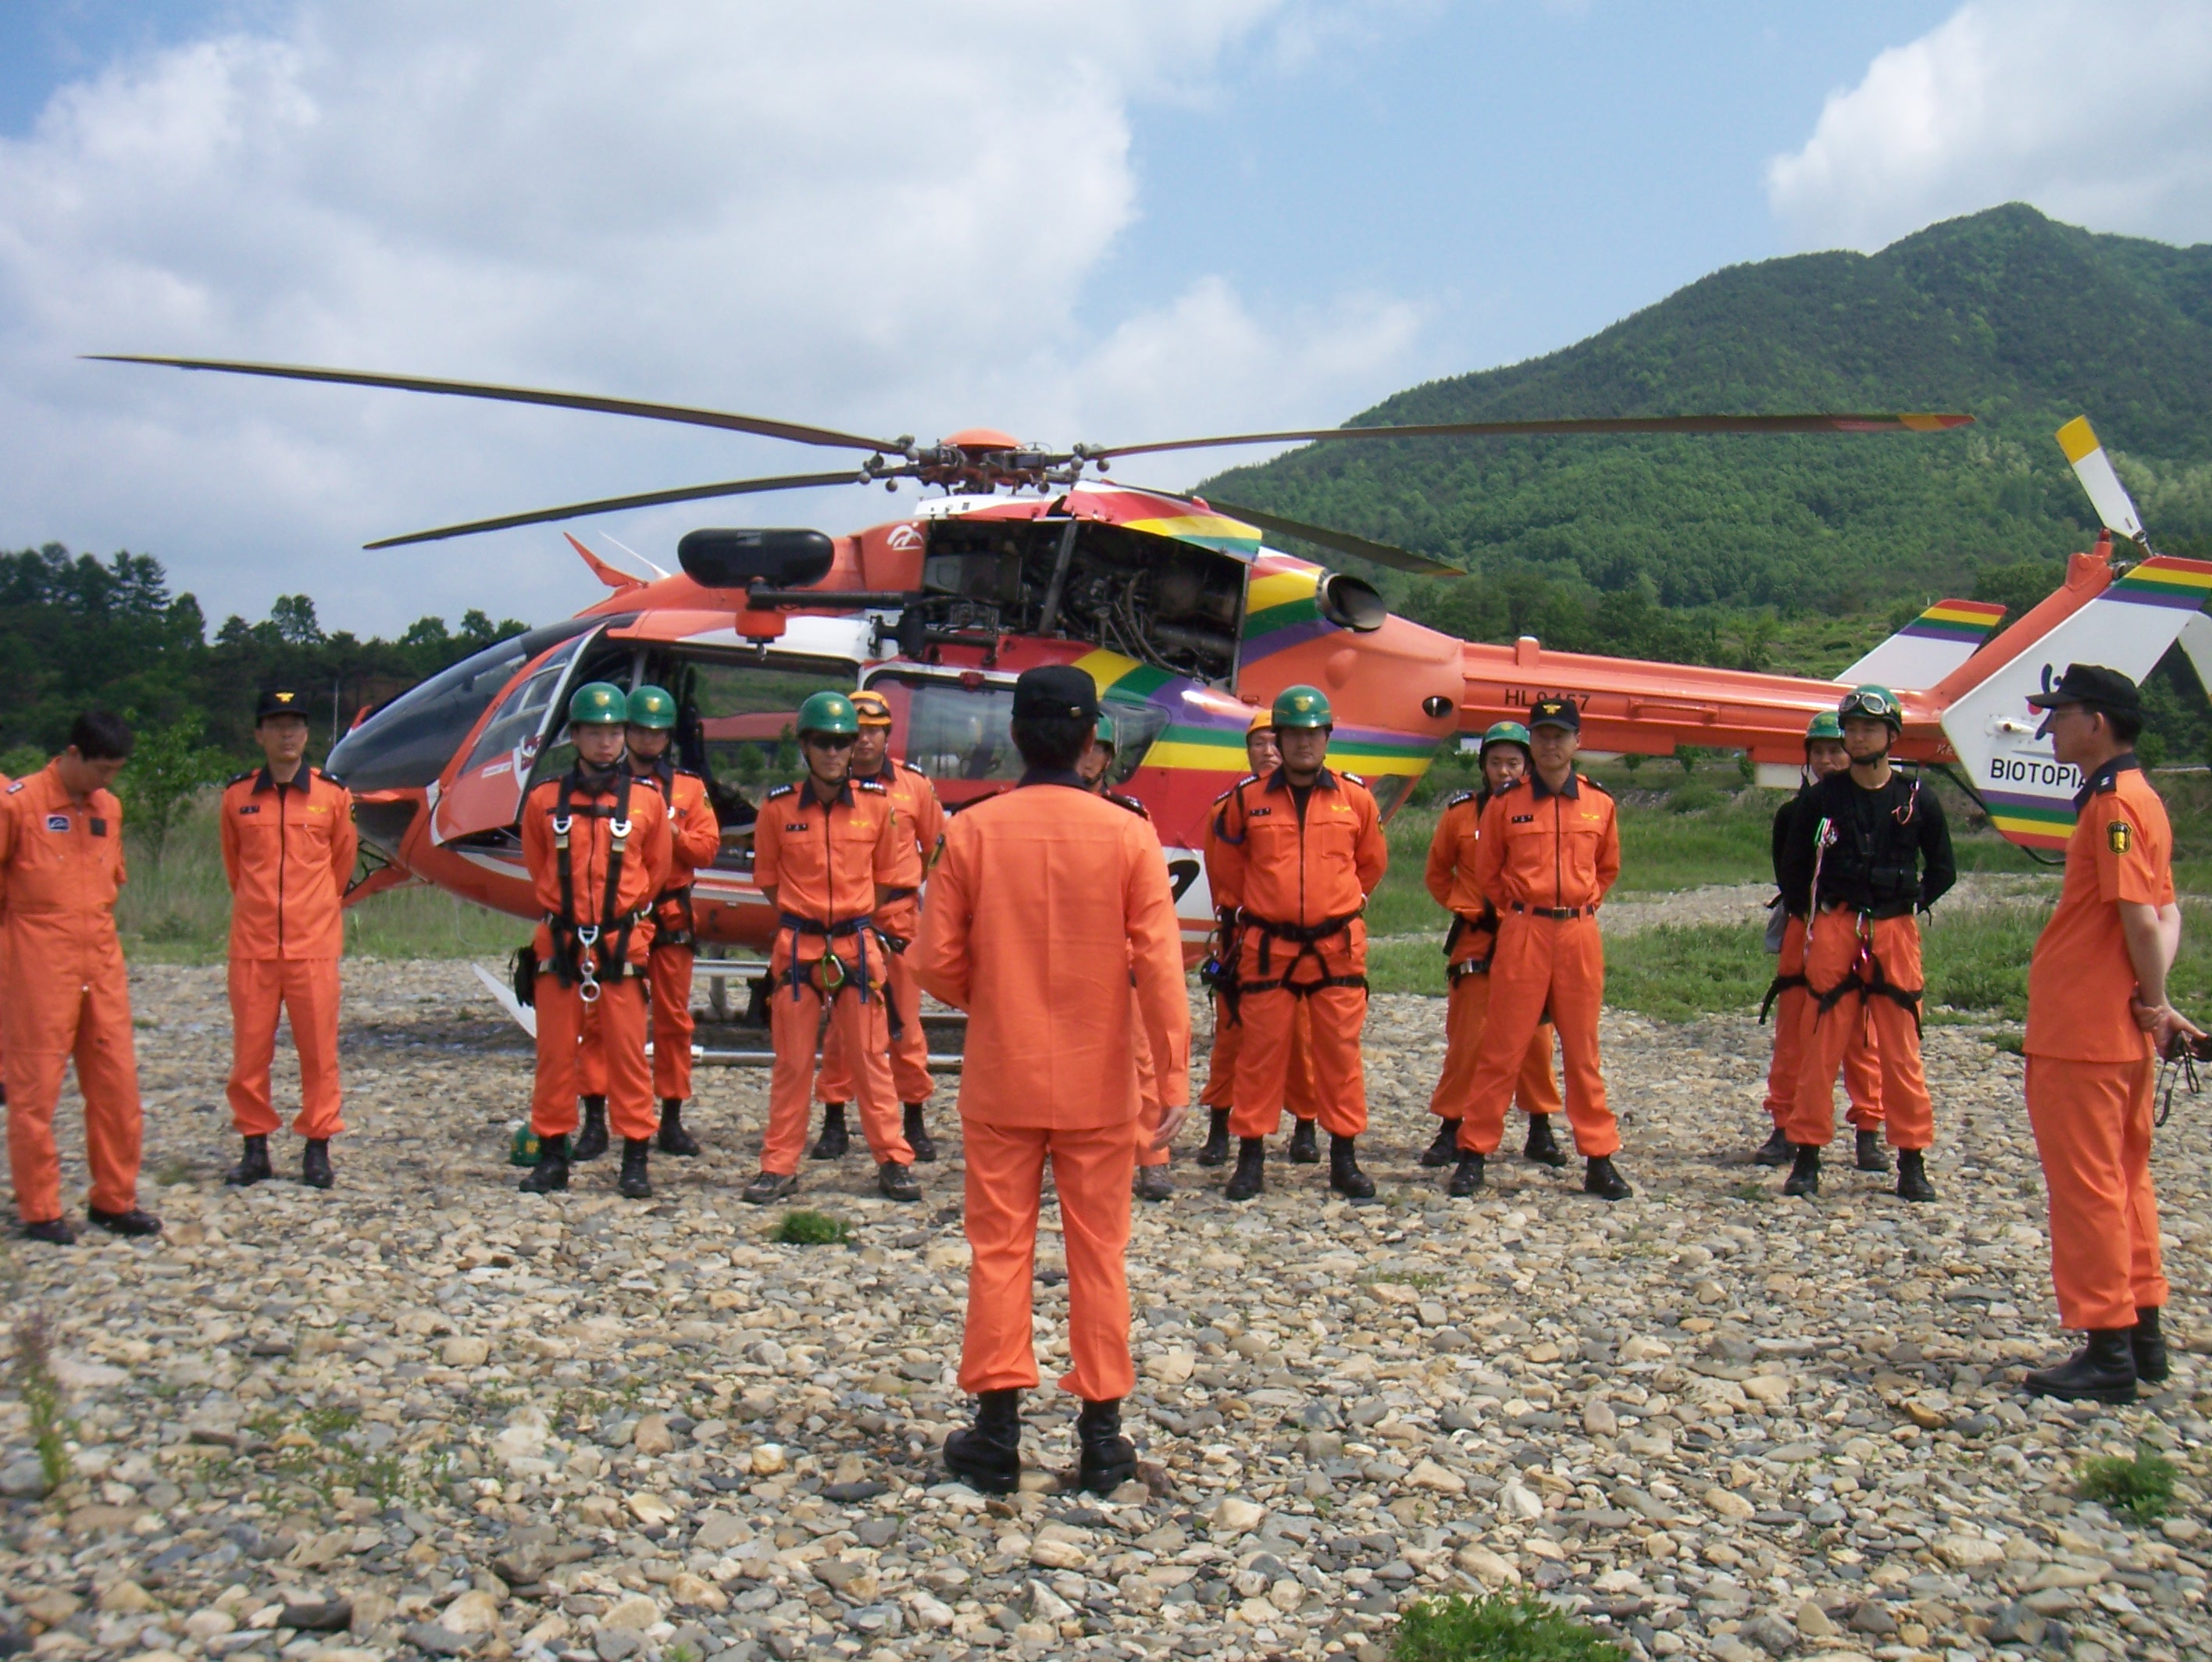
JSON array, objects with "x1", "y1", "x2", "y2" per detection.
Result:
[
  {"x1": 1420, "y1": 1117, "x2": 1462, "y2": 1168},
  {"x1": 20, "y1": 1218, "x2": 77, "y2": 1244},
  {"x1": 1582, "y1": 1156, "x2": 1632, "y2": 1201},
  {"x1": 1329, "y1": 1135, "x2": 1375, "y2": 1200},
  {"x1": 1782, "y1": 1143, "x2": 1821, "y2": 1198},
  {"x1": 301, "y1": 1139, "x2": 334, "y2": 1189},
  {"x1": 1076, "y1": 1398, "x2": 1138, "y2": 1495},
  {"x1": 618, "y1": 1137, "x2": 652, "y2": 1199},
  {"x1": 1133, "y1": 1164, "x2": 1174, "y2": 1203},
  {"x1": 810, "y1": 1102, "x2": 850, "y2": 1161},
  {"x1": 1895, "y1": 1149, "x2": 1936, "y2": 1203},
  {"x1": 88, "y1": 1206, "x2": 162, "y2": 1237},
  {"x1": 1224, "y1": 1138, "x2": 1266, "y2": 1201},
  {"x1": 1524, "y1": 1114, "x2": 1568, "y2": 1168},
  {"x1": 1751, "y1": 1125, "x2": 1793, "y2": 1166},
  {"x1": 226, "y1": 1133, "x2": 273, "y2": 1187},
  {"x1": 519, "y1": 1132, "x2": 569, "y2": 1193},
  {"x1": 658, "y1": 1098, "x2": 701, "y2": 1156},
  {"x1": 1447, "y1": 1151, "x2": 1485, "y2": 1197},
  {"x1": 1286, "y1": 1118, "x2": 1320, "y2": 1164},
  {"x1": 573, "y1": 1096, "x2": 609, "y2": 1161},
  {"x1": 878, "y1": 1162, "x2": 920, "y2": 1203},
  {"x1": 2134, "y1": 1307, "x2": 2170, "y2": 1385},
  {"x1": 1855, "y1": 1129, "x2": 1891, "y2": 1173},
  {"x1": 1194, "y1": 1108, "x2": 1233, "y2": 1167},
  {"x1": 2025, "y1": 1329, "x2": 2137, "y2": 1403},
  {"x1": 740, "y1": 1169, "x2": 797, "y2": 1206},
  {"x1": 903, "y1": 1103, "x2": 937, "y2": 1164},
  {"x1": 944, "y1": 1388, "x2": 1022, "y2": 1494}
]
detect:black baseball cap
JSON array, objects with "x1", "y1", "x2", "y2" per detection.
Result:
[
  {"x1": 1011, "y1": 664, "x2": 1101, "y2": 720},
  {"x1": 2025, "y1": 663, "x2": 2141, "y2": 715},
  {"x1": 1527, "y1": 696, "x2": 1581, "y2": 732},
  {"x1": 255, "y1": 687, "x2": 312, "y2": 722}
]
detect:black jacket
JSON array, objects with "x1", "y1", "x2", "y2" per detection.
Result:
[{"x1": 1780, "y1": 768, "x2": 1955, "y2": 918}]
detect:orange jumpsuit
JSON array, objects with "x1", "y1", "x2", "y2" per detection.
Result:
[
  {"x1": 2024, "y1": 758, "x2": 2174, "y2": 1330},
  {"x1": 1212, "y1": 767, "x2": 1386, "y2": 1140},
  {"x1": 1425, "y1": 791, "x2": 1561, "y2": 1124},
  {"x1": 917, "y1": 772, "x2": 1188, "y2": 1402},
  {"x1": 0, "y1": 769, "x2": 9, "y2": 1105},
  {"x1": 1457, "y1": 771, "x2": 1622, "y2": 1158},
  {"x1": 753, "y1": 776, "x2": 918, "y2": 1174},
  {"x1": 818, "y1": 758, "x2": 945, "y2": 1109},
  {"x1": 522, "y1": 767, "x2": 670, "y2": 1143},
  {"x1": 1200, "y1": 780, "x2": 1317, "y2": 1122},
  {"x1": 219, "y1": 765, "x2": 357, "y2": 1140},
  {"x1": 0, "y1": 763, "x2": 143, "y2": 1223},
  {"x1": 1764, "y1": 914, "x2": 1883, "y2": 1133},
  {"x1": 633, "y1": 760, "x2": 721, "y2": 1102}
]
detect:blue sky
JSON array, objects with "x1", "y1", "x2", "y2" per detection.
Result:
[{"x1": 1, "y1": 1, "x2": 2203, "y2": 633}]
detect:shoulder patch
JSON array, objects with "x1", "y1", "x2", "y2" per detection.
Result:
[
  {"x1": 765, "y1": 783, "x2": 796, "y2": 801},
  {"x1": 227, "y1": 769, "x2": 257, "y2": 786},
  {"x1": 1106, "y1": 791, "x2": 1151, "y2": 819},
  {"x1": 897, "y1": 759, "x2": 929, "y2": 776},
  {"x1": 855, "y1": 778, "x2": 887, "y2": 794},
  {"x1": 1340, "y1": 769, "x2": 1366, "y2": 786},
  {"x1": 1444, "y1": 790, "x2": 1474, "y2": 808},
  {"x1": 1581, "y1": 776, "x2": 1612, "y2": 796},
  {"x1": 5, "y1": 779, "x2": 23, "y2": 794},
  {"x1": 2108, "y1": 819, "x2": 2134, "y2": 855}
]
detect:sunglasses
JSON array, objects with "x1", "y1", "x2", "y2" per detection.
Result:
[{"x1": 803, "y1": 733, "x2": 857, "y2": 751}]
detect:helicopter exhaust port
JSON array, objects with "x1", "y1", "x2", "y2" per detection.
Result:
[{"x1": 1315, "y1": 570, "x2": 1387, "y2": 633}]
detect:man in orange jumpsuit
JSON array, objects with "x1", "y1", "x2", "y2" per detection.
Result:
[
  {"x1": 1211, "y1": 685, "x2": 1387, "y2": 1202},
  {"x1": 220, "y1": 687, "x2": 358, "y2": 1190},
  {"x1": 918, "y1": 665, "x2": 1188, "y2": 1495},
  {"x1": 2, "y1": 712, "x2": 162, "y2": 1243},
  {"x1": 2020, "y1": 665, "x2": 2194, "y2": 1400},
  {"x1": 517, "y1": 682, "x2": 672, "y2": 1200},
  {"x1": 1197, "y1": 709, "x2": 1320, "y2": 1168},
  {"x1": 742, "y1": 692, "x2": 920, "y2": 1205},
  {"x1": 1779, "y1": 685, "x2": 1953, "y2": 1201},
  {"x1": 1755, "y1": 710, "x2": 1886, "y2": 1170},
  {"x1": 618, "y1": 685, "x2": 722, "y2": 1158},
  {"x1": 0, "y1": 765, "x2": 10, "y2": 1120},
  {"x1": 1451, "y1": 697, "x2": 1632, "y2": 1200},
  {"x1": 1423, "y1": 722, "x2": 1565, "y2": 1169},
  {"x1": 813, "y1": 688, "x2": 947, "y2": 1164}
]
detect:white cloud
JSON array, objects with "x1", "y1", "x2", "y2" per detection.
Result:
[
  {"x1": 0, "y1": 2, "x2": 1424, "y2": 632},
  {"x1": 1767, "y1": 0, "x2": 2212, "y2": 253}
]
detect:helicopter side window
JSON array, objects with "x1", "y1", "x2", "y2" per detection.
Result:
[
  {"x1": 462, "y1": 638, "x2": 583, "y2": 776},
  {"x1": 1096, "y1": 700, "x2": 1168, "y2": 786},
  {"x1": 863, "y1": 674, "x2": 1022, "y2": 797}
]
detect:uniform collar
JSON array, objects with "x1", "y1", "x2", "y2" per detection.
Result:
[
  {"x1": 2074, "y1": 751, "x2": 2140, "y2": 811},
  {"x1": 1017, "y1": 768, "x2": 1088, "y2": 790},
  {"x1": 565, "y1": 762, "x2": 629, "y2": 797},
  {"x1": 801, "y1": 775, "x2": 854, "y2": 809},
  {"x1": 1264, "y1": 765, "x2": 1336, "y2": 794},
  {"x1": 1530, "y1": 766, "x2": 1580, "y2": 801},
  {"x1": 633, "y1": 754, "x2": 674, "y2": 786},
  {"x1": 863, "y1": 758, "x2": 898, "y2": 786},
  {"x1": 252, "y1": 764, "x2": 309, "y2": 794}
]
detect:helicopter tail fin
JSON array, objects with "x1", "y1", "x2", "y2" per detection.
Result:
[{"x1": 1838, "y1": 598, "x2": 2007, "y2": 688}]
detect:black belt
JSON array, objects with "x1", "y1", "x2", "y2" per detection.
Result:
[{"x1": 1510, "y1": 902, "x2": 1597, "y2": 919}]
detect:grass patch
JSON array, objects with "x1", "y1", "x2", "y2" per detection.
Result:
[
  {"x1": 1393, "y1": 1592, "x2": 1627, "y2": 1662},
  {"x1": 773, "y1": 1210, "x2": 852, "y2": 1246},
  {"x1": 12, "y1": 1311, "x2": 73, "y2": 1495},
  {"x1": 2078, "y1": 1447, "x2": 2177, "y2": 1522},
  {"x1": 1728, "y1": 1181, "x2": 1773, "y2": 1204},
  {"x1": 1368, "y1": 1270, "x2": 1443, "y2": 1290}
]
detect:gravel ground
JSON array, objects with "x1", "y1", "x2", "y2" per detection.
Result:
[{"x1": 3, "y1": 959, "x2": 2209, "y2": 1662}]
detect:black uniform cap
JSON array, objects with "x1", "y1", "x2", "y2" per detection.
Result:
[
  {"x1": 255, "y1": 687, "x2": 312, "y2": 722},
  {"x1": 1527, "y1": 696, "x2": 1581, "y2": 732},
  {"x1": 2025, "y1": 663, "x2": 2140, "y2": 715},
  {"x1": 1011, "y1": 665, "x2": 1100, "y2": 720}
]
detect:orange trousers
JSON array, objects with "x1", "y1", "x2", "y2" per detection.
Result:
[
  {"x1": 1764, "y1": 916, "x2": 1882, "y2": 1132},
  {"x1": 4, "y1": 964, "x2": 142, "y2": 1222},
  {"x1": 1429, "y1": 967, "x2": 1561, "y2": 1122},
  {"x1": 959, "y1": 1116, "x2": 1136, "y2": 1400},
  {"x1": 762, "y1": 946, "x2": 911, "y2": 1174},
  {"x1": 1133, "y1": 993, "x2": 1168, "y2": 1169},
  {"x1": 531, "y1": 974, "x2": 657, "y2": 1141},
  {"x1": 1202, "y1": 991, "x2": 1318, "y2": 1116},
  {"x1": 2025, "y1": 1054, "x2": 2169, "y2": 1330},
  {"x1": 1458, "y1": 913, "x2": 1618, "y2": 1158},
  {"x1": 227, "y1": 956, "x2": 344, "y2": 1140},
  {"x1": 1787, "y1": 911, "x2": 1933, "y2": 1150},
  {"x1": 649, "y1": 943, "x2": 695, "y2": 1101},
  {"x1": 1230, "y1": 926, "x2": 1366, "y2": 1140},
  {"x1": 816, "y1": 944, "x2": 935, "y2": 1107}
]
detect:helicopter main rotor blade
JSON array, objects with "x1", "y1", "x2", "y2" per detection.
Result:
[
  {"x1": 1084, "y1": 411, "x2": 1975, "y2": 462},
  {"x1": 362, "y1": 470, "x2": 872, "y2": 549},
  {"x1": 1197, "y1": 497, "x2": 1465, "y2": 577},
  {"x1": 87, "y1": 355, "x2": 912, "y2": 455}
]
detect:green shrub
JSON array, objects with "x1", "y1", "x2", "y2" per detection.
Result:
[
  {"x1": 1393, "y1": 1592, "x2": 1626, "y2": 1662},
  {"x1": 774, "y1": 1210, "x2": 851, "y2": 1246},
  {"x1": 2078, "y1": 1448, "x2": 2176, "y2": 1522},
  {"x1": 1667, "y1": 782, "x2": 1721, "y2": 815}
]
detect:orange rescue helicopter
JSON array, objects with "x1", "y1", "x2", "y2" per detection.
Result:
[{"x1": 96, "y1": 358, "x2": 2212, "y2": 975}]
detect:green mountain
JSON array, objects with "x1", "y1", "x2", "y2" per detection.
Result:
[{"x1": 1206, "y1": 204, "x2": 2212, "y2": 624}]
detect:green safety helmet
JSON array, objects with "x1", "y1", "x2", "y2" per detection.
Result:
[
  {"x1": 1479, "y1": 720, "x2": 1532, "y2": 757},
  {"x1": 567, "y1": 681, "x2": 630, "y2": 727},
  {"x1": 1803, "y1": 709, "x2": 1845, "y2": 744},
  {"x1": 1838, "y1": 684, "x2": 1903, "y2": 732},
  {"x1": 1272, "y1": 684, "x2": 1333, "y2": 730},
  {"x1": 1094, "y1": 710, "x2": 1118, "y2": 749},
  {"x1": 795, "y1": 690, "x2": 860, "y2": 737},
  {"x1": 626, "y1": 685, "x2": 677, "y2": 730}
]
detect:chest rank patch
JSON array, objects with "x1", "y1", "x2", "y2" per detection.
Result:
[
  {"x1": 2108, "y1": 819, "x2": 2133, "y2": 855},
  {"x1": 45, "y1": 814, "x2": 70, "y2": 833}
]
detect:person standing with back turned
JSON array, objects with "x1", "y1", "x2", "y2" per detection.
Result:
[
  {"x1": 2018, "y1": 665, "x2": 2196, "y2": 1401},
  {"x1": 918, "y1": 665, "x2": 1189, "y2": 1495}
]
